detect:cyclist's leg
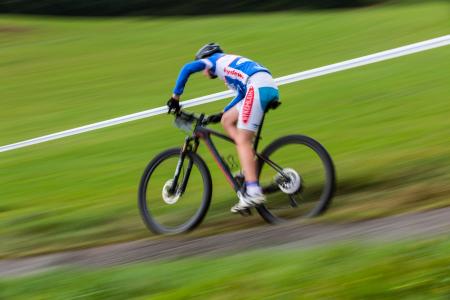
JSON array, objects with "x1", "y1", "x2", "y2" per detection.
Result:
[
  {"x1": 221, "y1": 104, "x2": 256, "y2": 182},
  {"x1": 222, "y1": 103, "x2": 260, "y2": 182},
  {"x1": 221, "y1": 107, "x2": 239, "y2": 141},
  {"x1": 229, "y1": 73, "x2": 279, "y2": 211},
  {"x1": 229, "y1": 87, "x2": 265, "y2": 212},
  {"x1": 235, "y1": 128, "x2": 258, "y2": 181},
  {"x1": 236, "y1": 86, "x2": 262, "y2": 184}
]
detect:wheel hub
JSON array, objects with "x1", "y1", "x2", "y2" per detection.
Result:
[
  {"x1": 275, "y1": 168, "x2": 301, "y2": 194},
  {"x1": 162, "y1": 179, "x2": 181, "y2": 204}
]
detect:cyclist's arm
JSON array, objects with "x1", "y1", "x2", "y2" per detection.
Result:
[
  {"x1": 173, "y1": 60, "x2": 207, "y2": 97},
  {"x1": 223, "y1": 89, "x2": 245, "y2": 112}
]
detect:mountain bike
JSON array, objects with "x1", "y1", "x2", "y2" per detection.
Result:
[{"x1": 138, "y1": 102, "x2": 336, "y2": 234}]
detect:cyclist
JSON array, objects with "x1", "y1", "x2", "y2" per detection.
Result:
[{"x1": 167, "y1": 43, "x2": 279, "y2": 213}]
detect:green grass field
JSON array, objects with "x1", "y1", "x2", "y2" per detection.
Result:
[
  {"x1": 1, "y1": 1, "x2": 450, "y2": 258},
  {"x1": 1, "y1": 237, "x2": 450, "y2": 299}
]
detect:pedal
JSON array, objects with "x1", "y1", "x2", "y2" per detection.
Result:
[{"x1": 238, "y1": 208, "x2": 252, "y2": 216}]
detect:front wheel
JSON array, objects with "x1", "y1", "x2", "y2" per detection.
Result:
[
  {"x1": 138, "y1": 148, "x2": 212, "y2": 234},
  {"x1": 256, "y1": 135, "x2": 336, "y2": 224}
]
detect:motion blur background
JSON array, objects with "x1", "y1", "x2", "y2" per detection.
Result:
[{"x1": 0, "y1": 0, "x2": 449, "y2": 298}]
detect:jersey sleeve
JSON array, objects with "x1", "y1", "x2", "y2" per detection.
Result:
[
  {"x1": 173, "y1": 60, "x2": 207, "y2": 95},
  {"x1": 202, "y1": 53, "x2": 223, "y2": 76}
]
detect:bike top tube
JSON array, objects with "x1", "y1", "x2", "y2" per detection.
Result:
[
  {"x1": 171, "y1": 109, "x2": 231, "y2": 141},
  {"x1": 172, "y1": 109, "x2": 262, "y2": 147},
  {"x1": 170, "y1": 106, "x2": 279, "y2": 192},
  {"x1": 172, "y1": 99, "x2": 280, "y2": 145}
]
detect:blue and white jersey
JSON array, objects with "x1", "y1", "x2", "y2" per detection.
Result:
[{"x1": 173, "y1": 53, "x2": 271, "y2": 111}]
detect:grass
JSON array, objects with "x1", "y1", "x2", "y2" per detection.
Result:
[
  {"x1": 1, "y1": 237, "x2": 450, "y2": 299},
  {"x1": 0, "y1": 1, "x2": 450, "y2": 258},
  {"x1": 1, "y1": 1, "x2": 449, "y2": 144}
]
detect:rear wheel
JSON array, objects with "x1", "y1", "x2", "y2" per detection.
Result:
[
  {"x1": 138, "y1": 148, "x2": 212, "y2": 234},
  {"x1": 256, "y1": 135, "x2": 335, "y2": 224}
]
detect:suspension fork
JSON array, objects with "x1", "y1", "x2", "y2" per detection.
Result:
[{"x1": 170, "y1": 136, "x2": 198, "y2": 194}]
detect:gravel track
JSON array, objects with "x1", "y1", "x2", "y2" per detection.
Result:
[{"x1": 1, "y1": 207, "x2": 449, "y2": 277}]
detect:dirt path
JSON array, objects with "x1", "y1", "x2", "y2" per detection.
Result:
[{"x1": 1, "y1": 207, "x2": 449, "y2": 277}]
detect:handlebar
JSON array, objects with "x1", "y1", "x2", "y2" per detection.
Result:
[
  {"x1": 170, "y1": 109, "x2": 212, "y2": 134},
  {"x1": 171, "y1": 109, "x2": 219, "y2": 127},
  {"x1": 175, "y1": 109, "x2": 205, "y2": 123}
]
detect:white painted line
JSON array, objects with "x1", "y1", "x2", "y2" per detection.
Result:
[{"x1": 1, "y1": 34, "x2": 449, "y2": 153}]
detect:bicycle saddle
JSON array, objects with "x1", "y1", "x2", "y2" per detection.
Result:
[{"x1": 265, "y1": 101, "x2": 281, "y2": 112}]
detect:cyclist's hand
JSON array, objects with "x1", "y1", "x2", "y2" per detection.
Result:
[
  {"x1": 206, "y1": 112, "x2": 223, "y2": 124},
  {"x1": 167, "y1": 97, "x2": 181, "y2": 114}
]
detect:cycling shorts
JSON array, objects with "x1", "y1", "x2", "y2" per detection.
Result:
[{"x1": 236, "y1": 72, "x2": 279, "y2": 132}]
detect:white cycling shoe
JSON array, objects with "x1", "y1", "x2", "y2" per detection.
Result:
[{"x1": 231, "y1": 191, "x2": 266, "y2": 213}]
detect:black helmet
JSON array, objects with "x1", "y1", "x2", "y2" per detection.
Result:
[{"x1": 195, "y1": 43, "x2": 223, "y2": 60}]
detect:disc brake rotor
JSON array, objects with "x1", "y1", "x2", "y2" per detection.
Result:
[
  {"x1": 275, "y1": 168, "x2": 301, "y2": 194},
  {"x1": 162, "y1": 179, "x2": 181, "y2": 204}
]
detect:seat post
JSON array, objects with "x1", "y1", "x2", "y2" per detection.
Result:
[
  {"x1": 253, "y1": 101, "x2": 280, "y2": 152},
  {"x1": 253, "y1": 111, "x2": 266, "y2": 152}
]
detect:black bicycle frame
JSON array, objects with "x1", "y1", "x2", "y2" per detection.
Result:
[
  {"x1": 171, "y1": 108, "x2": 288, "y2": 195},
  {"x1": 198, "y1": 127, "x2": 240, "y2": 191}
]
